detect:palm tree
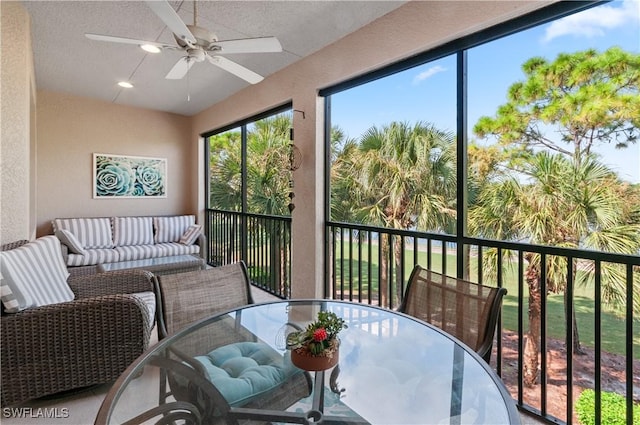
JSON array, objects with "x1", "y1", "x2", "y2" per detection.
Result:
[
  {"x1": 246, "y1": 114, "x2": 293, "y2": 215},
  {"x1": 334, "y1": 121, "x2": 457, "y2": 307},
  {"x1": 209, "y1": 130, "x2": 243, "y2": 211},
  {"x1": 469, "y1": 151, "x2": 640, "y2": 387}
]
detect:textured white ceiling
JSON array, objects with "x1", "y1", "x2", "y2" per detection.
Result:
[{"x1": 21, "y1": 1, "x2": 406, "y2": 116}]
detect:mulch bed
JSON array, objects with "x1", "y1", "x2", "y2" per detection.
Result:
[{"x1": 495, "y1": 330, "x2": 640, "y2": 423}]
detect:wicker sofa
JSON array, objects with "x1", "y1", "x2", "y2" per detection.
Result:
[
  {"x1": 52, "y1": 215, "x2": 205, "y2": 270},
  {"x1": 0, "y1": 239, "x2": 155, "y2": 407}
]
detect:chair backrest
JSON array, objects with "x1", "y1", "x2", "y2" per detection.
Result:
[
  {"x1": 398, "y1": 265, "x2": 506, "y2": 363},
  {"x1": 154, "y1": 261, "x2": 254, "y2": 339}
]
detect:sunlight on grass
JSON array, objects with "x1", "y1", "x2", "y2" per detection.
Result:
[{"x1": 334, "y1": 245, "x2": 639, "y2": 358}]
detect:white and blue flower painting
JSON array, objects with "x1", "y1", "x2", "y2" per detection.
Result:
[{"x1": 93, "y1": 153, "x2": 167, "y2": 198}]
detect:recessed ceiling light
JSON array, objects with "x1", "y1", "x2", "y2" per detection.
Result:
[
  {"x1": 140, "y1": 44, "x2": 161, "y2": 53},
  {"x1": 118, "y1": 81, "x2": 133, "y2": 88}
]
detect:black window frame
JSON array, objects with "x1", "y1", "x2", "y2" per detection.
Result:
[
  {"x1": 203, "y1": 102, "x2": 293, "y2": 212},
  {"x1": 321, "y1": 1, "x2": 606, "y2": 278}
]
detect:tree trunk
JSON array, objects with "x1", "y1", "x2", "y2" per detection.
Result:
[
  {"x1": 523, "y1": 259, "x2": 541, "y2": 387},
  {"x1": 393, "y1": 237, "x2": 404, "y2": 309},
  {"x1": 379, "y1": 234, "x2": 390, "y2": 308},
  {"x1": 572, "y1": 309, "x2": 583, "y2": 354},
  {"x1": 564, "y1": 277, "x2": 584, "y2": 355}
]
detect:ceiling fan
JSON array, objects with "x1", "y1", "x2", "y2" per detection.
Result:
[{"x1": 85, "y1": 0, "x2": 282, "y2": 84}]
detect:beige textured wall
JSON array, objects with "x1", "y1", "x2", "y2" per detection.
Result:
[
  {"x1": 1, "y1": 2, "x2": 36, "y2": 245},
  {"x1": 35, "y1": 91, "x2": 193, "y2": 237},
  {"x1": 192, "y1": 1, "x2": 549, "y2": 297}
]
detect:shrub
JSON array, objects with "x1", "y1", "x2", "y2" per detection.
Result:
[{"x1": 575, "y1": 389, "x2": 640, "y2": 425}]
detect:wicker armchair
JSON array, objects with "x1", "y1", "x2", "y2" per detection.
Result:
[
  {"x1": 398, "y1": 265, "x2": 507, "y2": 363},
  {"x1": 1, "y1": 240, "x2": 154, "y2": 407}
]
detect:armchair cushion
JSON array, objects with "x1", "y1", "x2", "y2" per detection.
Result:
[
  {"x1": 131, "y1": 291, "x2": 156, "y2": 328},
  {"x1": 0, "y1": 236, "x2": 73, "y2": 312}
]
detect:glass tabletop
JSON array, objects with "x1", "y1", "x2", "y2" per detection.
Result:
[
  {"x1": 97, "y1": 300, "x2": 519, "y2": 425},
  {"x1": 98, "y1": 254, "x2": 203, "y2": 271}
]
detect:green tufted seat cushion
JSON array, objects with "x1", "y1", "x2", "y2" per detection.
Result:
[{"x1": 194, "y1": 341, "x2": 301, "y2": 407}]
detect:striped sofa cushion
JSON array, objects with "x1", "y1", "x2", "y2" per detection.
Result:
[
  {"x1": 66, "y1": 248, "x2": 120, "y2": 267},
  {"x1": 115, "y1": 243, "x2": 199, "y2": 262},
  {"x1": 154, "y1": 215, "x2": 195, "y2": 244},
  {"x1": 53, "y1": 218, "x2": 114, "y2": 249},
  {"x1": 0, "y1": 236, "x2": 73, "y2": 311},
  {"x1": 112, "y1": 217, "x2": 154, "y2": 247},
  {"x1": 155, "y1": 242, "x2": 200, "y2": 257}
]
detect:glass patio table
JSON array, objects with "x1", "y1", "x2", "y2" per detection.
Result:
[{"x1": 95, "y1": 300, "x2": 519, "y2": 425}]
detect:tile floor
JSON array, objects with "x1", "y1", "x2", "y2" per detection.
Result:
[{"x1": 1, "y1": 288, "x2": 544, "y2": 425}]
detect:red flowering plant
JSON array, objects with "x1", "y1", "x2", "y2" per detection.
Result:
[{"x1": 287, "y1": 311, "x2": 347, "y2": 357}]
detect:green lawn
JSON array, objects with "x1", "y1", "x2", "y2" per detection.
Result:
[{"x1": 333, "y1": 244, "x2": 639, "y2": 358}]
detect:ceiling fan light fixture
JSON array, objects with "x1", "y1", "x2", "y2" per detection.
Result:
[
  {"x1": 140, "y1": 44, "x2": 161, "y2": 53},
  {"x1": 118, "y1": 81, "x2": 134, "y2": 88}
]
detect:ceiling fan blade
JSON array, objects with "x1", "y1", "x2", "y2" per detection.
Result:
[
  {"x1": 207, "y1": 55, "x2": 264, "y2": 84},
  {"x1": 145, "y1": 0, "x2": 196, "y2": 45},
  {"x1": 85, "y1": 33, "x2": 173, "y2": 49},
  {"x1": 166, "y1": 57, "x2": 195, "y2": 79},
  {"x1": 212, "y1": 37, "x2": 283, "y2": 54}
]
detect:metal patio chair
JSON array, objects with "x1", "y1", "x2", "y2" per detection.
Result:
[
  {"x1": 153, "y1": 262, "x2": 311, "y2": 424},
  {"x1": 398, "y1": 265, "x2": 507, "y2": 363}
]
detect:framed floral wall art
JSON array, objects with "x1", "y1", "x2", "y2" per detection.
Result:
[{"x1": 93, "y1": 153, "x2": 167, "y2": 198}]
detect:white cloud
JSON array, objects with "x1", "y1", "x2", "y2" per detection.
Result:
[
  {"x1": 542, "y1": 0, "x2": 639, "y2": 42},
  {"x1": 412, "y1": 65, "x2": 447, "y2": 85}
]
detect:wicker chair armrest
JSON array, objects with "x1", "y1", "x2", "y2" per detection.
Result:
[
  {"x1": 68, "y1": 265, "x2": 99, "y2": 278},
  {"x1": 1, "y1": 294, "x2": 152, "y2": 334},
  {"x1": 68, "y1": 269, "x2": 154, "y2": 298}
]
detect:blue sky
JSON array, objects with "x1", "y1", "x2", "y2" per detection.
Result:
[{"x1": 331, "y1": 0, "x2": 640, "y2": 183}]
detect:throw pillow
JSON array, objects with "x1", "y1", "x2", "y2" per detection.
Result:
[
  {"x1": 179, "y1": 224, "x2": 202, "y2": 245},
  {"x1": 55, "y1": 229, "x2": 86, "y2": 254},
  {"x1": 0, "y1": 236, "x2": 73, "y2": 311}
]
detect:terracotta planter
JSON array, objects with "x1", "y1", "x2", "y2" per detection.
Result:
[{"x1": 291, "y1": 346, "x2": 339, "y2": 371}]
